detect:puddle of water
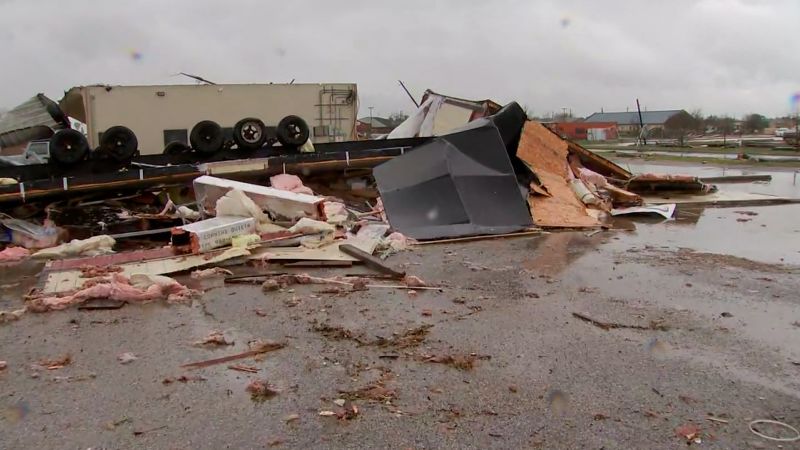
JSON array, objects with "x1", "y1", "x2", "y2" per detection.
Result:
[
  {"x1": 614, "y1": 205, "x2": 800, "y2": 266},
  {"x1": 620, "y1": 162, "x2": 800, "y2": 197},
  {"x1": 606, "y1": 163, "x2": 800, "y2": 265}
]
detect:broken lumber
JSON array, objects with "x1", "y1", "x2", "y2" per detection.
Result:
[
  {"x1": 416, "y1": 230, "x2": 542, "y2": 245},
  {"x1": 181, "y1": 341, "x2": 285, "y2": 369},
  {"x1": 699, "y1": 175, "x2": 772, "y2": 183},
  {"x1": 339, "y1": 244, "x2": 405, "y2": 278},
  {"x1": 571, "y1": 312, "x2": 665, "y2": 331}
]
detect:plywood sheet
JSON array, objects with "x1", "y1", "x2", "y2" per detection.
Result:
[
  {"x1": 528, "y1": 171, "x2": 600, "y2": 228},
  {"x1": 516, "y1": 121, "x2": 570, "y2": 177},
  {"x1": 517, "y1": 122, "x2": 599, "y2": 228}
]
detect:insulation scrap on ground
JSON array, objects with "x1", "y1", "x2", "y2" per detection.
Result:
[{"x1": 27, "y1": 273, "x2": 196, "y2": 312}]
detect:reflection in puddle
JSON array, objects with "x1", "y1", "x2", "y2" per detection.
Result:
[{"x1": 524, "y1": 232, "x2": 602, "y2": 276}]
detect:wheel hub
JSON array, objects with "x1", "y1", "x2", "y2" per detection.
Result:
[{"x1": 241, "y1": 122, "x2": 262, "y2": 143}]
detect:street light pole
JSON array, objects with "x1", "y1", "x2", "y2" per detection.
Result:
[{"x1": 368, "y1": 106, "x2": 374, "y2": 139}]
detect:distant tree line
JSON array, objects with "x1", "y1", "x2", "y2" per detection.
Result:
[{"x1": 652, "y1": 110, "x2": 772, "y2": 145}]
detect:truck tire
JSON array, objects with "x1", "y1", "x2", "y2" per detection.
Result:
[
  {"x1": 233, "y1": 117, "x2": 267, "y2": 150},
  {"x1": 163, "y1": 141, "x2": 191, "y2": 155},
  {"x1": 190, "y1": 120, "x2": 224, "y2": 154},
  {"x1": 49, "y1": 129, "x2": 89, "y2": 164},
  {"x1": 100, "y1": 126, "x2": 138, "y2": 162},
  {"x1": 276, "y1": 115, "x2": 310, "y2": 147}
]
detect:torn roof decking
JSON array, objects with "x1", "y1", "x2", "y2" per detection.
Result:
[
  {"x1": 517, "y1": 121, "x2": 601, "y2": 228},
  {"x1": 0, "y1": 138, "x2": 429, "y2": 204},
  {"x1": 0, "y1": 94, "x2": 68, "y2": 148}
]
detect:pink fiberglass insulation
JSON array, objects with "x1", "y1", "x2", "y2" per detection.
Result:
[
  {"x1": 0, "y1": 246, "x2": 30, "y2": 262},
  {"x1": 28, "y1": 273, "x2": 195, "y2": 312},
  {"x1": 269, "y1": 174, "x2": 314, "y2": 195}
]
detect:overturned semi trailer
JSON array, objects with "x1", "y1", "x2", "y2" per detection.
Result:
[{"x1": 60, "y1": 83, "x2": 358, "y2": 157}]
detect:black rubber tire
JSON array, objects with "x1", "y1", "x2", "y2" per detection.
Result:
[
  {"x1": 100, "y1": 126, "x2": 138, "y2": 162},
  {"x1": 190, "y1": 120, "x2": 224, "y2": 154},
  {"x1": 163, "y1": 141, "x2": 191, "y2": 155},
  {"x1": 233, "y1": 117, "x2": 267, "y2": 150},
  {"x1": 49, "y1": 129, "x2": 89, "y2": 165},
  {"x1": 276, "y1": 115, "x2": 310, "y2": 147}
]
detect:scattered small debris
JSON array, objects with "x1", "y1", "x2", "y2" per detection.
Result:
[
  {"x1": 0, "y1": 361, "x2": 6, "y2": 370},
  {"x1": 721, "y1": 312, "x2": 733, "y2": 318},
  {"x1": 593, "y1": 413, "x2": 609, "y2": 421},
  {"x1": 407, "y1": 290, "x2": 418, "y2": 297},
  {"x1": 133, "y1": 425, "x2": 167, "y2": 436},
  {"x1": 246, "y1": 379, "x2": 279, "y2": 402},
  {"x1": 37, "y1": 354, "x2": 72, "y2": 370},
  {"x1": 284, "y1": 413, "x2": 300, "y2": 423},
  {"x1": 675, "y1": 423, "x2": 700, "y2": 441},
  {"x1": 333, "y1": 399, "x2": 346, "y2": 407},
  {"x1": 572, "y1": 312, "x2": 667, "y2": 331},
  {"x1": 191, "y1": 267, "x2": 234, "y2": 279},
  {"x1": 50, "y1": 372, "x2": 97, "y2": 383},
  {"x1": 193, "y1": 330, "x2": 234, "y2": 347},
  {"x1": 318, "y1": 410, "x2": 337, "y2": 417},
  {"x1": 403, "y1": 275, "x2": 428, "y2": 288},
  {"x1": 162, "y1": 375, "x2": 207, "y2": 384},
  {"x1": 736, "y1": 218, "x2": 752, "y2": 223},
  {"x1": 508, "y1": 385, "x2": 518, "y2": 393},
  {"x1": 373, "y1": 325, "x2": 432, "y2": 349},
  {"x1": 421, "y1": 309, "x2": 432, "y2": 316},
  {"x1": 117, "y1": 352, "x2": 138, "y2": 364},
  {"x1": 423, "y1": 353, "x2": 488, "y2": 371},
  {"x1": 707, "y1": 416, "x2": 730, "y2": 424},
  {"x1": 735, "y1": 210, "x2": 759, "y2": 216},
  {"x1": 351, "y1": 278, "x2": 369, "y2": 291},
  {"x1": 228, "y1": 364, "x2": 259, "y2": 373},
  {"x1": 266, "y1": 438, "x2": 285, "y2": 447},
  {"x1": 104, "y1": 416, "x2": 131, "y2": 431},
  {"x1": 80, "y1": 265, "x2": 123, "y2": 278},
  {"x1": 547, "y1": 390, "x2": 569, "y2": 414},
  {"x1": 313, "y1": 323, "x2": 367, "y2": 344},
  {"x1": 254, "y1": 309, "x2": 268, "y2": 317},
  {"x1": 262, "y1": 279, "x2": 281, "y2": 292}
]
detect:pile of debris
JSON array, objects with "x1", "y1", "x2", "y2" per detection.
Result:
[
  {"x1": 0, "y1": 93, "x2": 728, "y2": 318},
  {"x1": 1, "y1": 169, "x2": 419, "y2": 318}
]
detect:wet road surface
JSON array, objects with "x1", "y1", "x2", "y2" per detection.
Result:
[{"x1": 1, "y1": 164, "x2": 799, "y2": 448}]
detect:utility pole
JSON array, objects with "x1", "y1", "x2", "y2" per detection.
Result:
[
  {"x1": 368, "y1": 106, "x2": 374, "y2": 139},
  {"x1": 636, "y1": 99, "x2": 647, "y2": 146}
]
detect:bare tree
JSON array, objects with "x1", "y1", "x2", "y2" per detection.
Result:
[
  {"x1": 742, "y1": 113, "x2": 769, "y2": 134},
  {"x1": 664, "y1": 111, "x2": 701, "y2": 146}
]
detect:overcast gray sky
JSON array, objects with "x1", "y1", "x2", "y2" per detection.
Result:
[{"x1": 1, "y1": 0, "x2": 798, "y2": 118}]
